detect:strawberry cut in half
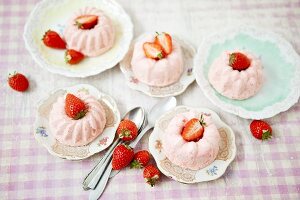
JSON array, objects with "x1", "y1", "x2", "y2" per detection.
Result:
[
  {"x1": 130, "y1": 150, "x2": 151, "y2": 169},
  {"x1": 8, "y1": 72, "x2": 29, "y2": 92},
  {"x1": 143, "y1": 165, "x2": 160, "y2": 187},
  {"x1": 42, "y1": 30, "x2": 66, "y2": 49},
  {"x1": 154, "y1": 32, "x2": 172, "y2": 55},
  {"x1": 117, "y1": 119, "x2": 138, "y2": 142},
  {"x1": 65, "y1": 49, "x2": 85, "y2": 65},
  {"x1": 112, "y1": 144, "x2": 134, "y2": 170},
  {"x1": 143, "y1": 42, "x2": 164, "y2": 60},
  {"x1": 181, "y1": 115, "x2": 206, "y2": 142},
  {"x1": 65, "y1": 93, "x2": 88, "y2": 120},
  {"x1": 75, "y1": 15, "x2": 98, "y2": 30},
  {"x1": 250, "y1": 120, "x2": 272, "y2": 140},
  {"x1": 229, "y1": 52, "x2": 251, "y2": 71}
]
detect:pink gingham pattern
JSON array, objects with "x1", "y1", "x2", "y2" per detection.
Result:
[{"x1": 1, "y1": 0, "x2": 300, "y2": 199}]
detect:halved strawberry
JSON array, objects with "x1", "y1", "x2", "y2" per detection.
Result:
[
  {"x1": 143, "y1": 42, "x2": 164, "y2": 60},
  {"x1": 75, "y1": 15, "x2": 98, "y2": 30},
  {"x1": 181, "y1": 115, "x2": 206, "y2": 142},
  {"x1": 250, "y1": 120, "x2": 272, "y2": 140},
  {"x1": 65, "y1": 49, "x2": 84, "y2": 65},
  {"x1": 42, "y1": 30, "x2": 66, "y2": 49},
  {"x1": 65, "y1": 93, "x2": 88, "y2": 119},
  {"x1": 229, "y1": 52, "x2": 251, "y2": 71},
  {"x1": 154, "y1": 32, "x2": 172, "y2": 55}
]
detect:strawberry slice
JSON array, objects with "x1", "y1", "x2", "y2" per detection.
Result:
[
  {"x1": 65, "y1": 49, "x2": 84, "y2": 65},
  {"x1": 42, "y1": 30, "x2": 66, "y2": 49},
  {"x1": 229, "y1": 52, "x2": 251, "y2": 71},
  {"x1": 154, "y1": 32, "x2": 172, "y2": 55},
  {"x1": 75, "y1": 15, "x2": 98, "y2": 30},
  {"x1": 181, "y1": 115, "x2": 206, "y2": 142},
  {"x1": 143, "y1": 42, "x2": 164, "y2": 60}
]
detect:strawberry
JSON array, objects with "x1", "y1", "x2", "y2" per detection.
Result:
[
  {"x1": 42, "y1": 30, "x2": 66, "y2": 49},
  {"x1": 65, "y1": 93, "x2": 87, "y2": 119},
  {"x1": 8, "y1": 72, "x2": 29, "y2": 92},
  {"x1": 130, "y1": 150, "x2": 150, "y2": 169},
  {"x1": 229, "y1": 52, "x2": 251, "y2": 71},
  {"x1": 143, "y1": 165, "x2": 160, "y2": 187},
  {"x1": 117, "y1": 119, "x2": 138, "y2": 141},
  {"x1": 75, "y1": 15, "x2": 98, "y2": 30},
  {"x1": 143, "y1": 42, "x2": 164, "y2": 60},
  {"x1": 112, "y1": 144, "x2": 134, "y2": 170},
  {"x1": 154, "y1": 32, "x2": 172, "y2": 55},
  {"x1": 65, "y1": 49, "x2": 84, "y2": 65},
  {"x1": 250, "y1": 120, "x2": 272, "y2": 140},
  {"x1": 181, "y1": 115, "x2": 206, "y2": 142}
]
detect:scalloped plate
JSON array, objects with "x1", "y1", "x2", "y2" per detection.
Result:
[
  {"x1": 24, "y1": 0, "x2": 133, "y2": 77},
  {"x1": 194, "y1": 27, "x2": 300, "y2": 119},
  {"x1": 33, "y1": 84, "x2": 120, "y2": 160},
  {"x1": 120, "y1": 33, "x2": 196, "y2": 97},
  {"x1": 149, "y1": 106, "x2": 236, "y2": 184}
]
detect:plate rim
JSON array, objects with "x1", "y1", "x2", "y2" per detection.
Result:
[{"x1": 194, "y1": 26, "x2": 300, "y2": 119}]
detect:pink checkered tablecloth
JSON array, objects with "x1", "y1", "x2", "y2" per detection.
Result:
[{"x1": 1, "y1": 0, "x2": 300, "y2": 199}]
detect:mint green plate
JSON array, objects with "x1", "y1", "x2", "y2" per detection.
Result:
[{"x1": 195, "y1": 27, "x2": 300, "y2": 119}]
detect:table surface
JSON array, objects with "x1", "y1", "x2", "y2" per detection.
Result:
[{"x1": 1, "y1": 0, "x2": 300, "y2": 199}]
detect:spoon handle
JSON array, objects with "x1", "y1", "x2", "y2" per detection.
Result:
[{"x1": 82, "y1": 138, "x2": 120, "y2": 190}]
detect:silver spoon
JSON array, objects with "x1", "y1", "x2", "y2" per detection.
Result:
[
  {"x1": 82, "y1": 107, "x2": 145, "y2": 190},
  {"x1": 89, "y1": 97, "x2": 177, "y2": 200}
]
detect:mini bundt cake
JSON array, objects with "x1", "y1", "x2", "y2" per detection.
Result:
[
  {"x1": 160, "y1": 111, "x2": 220, "y2": 170},
  {"x1": 208, "y1": 51, "x2": 263, "y2": 100},
  {"x1": 49, "y1": 92, "x2": 106, "y2": 146},
  {"x1": 63, "y1": 7, "x2": 115, "y2": 57},
  {"x1": 131, "y1": 33, "x2": 184, "y2": 87}
]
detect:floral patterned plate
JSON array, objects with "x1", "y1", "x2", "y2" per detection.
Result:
[
  {"x1": 120, "y1": 33, "x2": 195, "y2": 98},
  {"x1": 33, "y1": 84, "x2": 120, "y2": 160},
  {"x1": 149, "y1": 106, "x2": 236, "y2": 184},
  {"x1": 23, "y1": 0, "x2": 133, "y2": 77}
]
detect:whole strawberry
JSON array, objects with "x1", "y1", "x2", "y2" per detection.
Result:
[
  {"x1": 65, "y1": 93, "x2": 88, "y2": 120},
  {"x1": 65, "y1": 49, "x2": 84, "y2": 65},
  {"x1": 42, "y1": 30, "x2": 66, "y2": 49},
  {"x1": 130, "y1": 150, "x2": 150, "y2": 169},
  {"x1": 229, "y1": 52, "x2": 251, "y2": 71},
  {"x1": 250, "y1": 120, "x2": 272, "y2": 140},
  {"x1": 117, "y1": 119, "x2": 138, "y2": 142},
  {"x1": 112, "y1": 144, "x2": 134, "y2": 170},
  {"x1": 143, "y1": 165, "x2": 160, "y2": 187},
  {"x1": 8, "y1": 72, "x2": 29, "y2": 92}
]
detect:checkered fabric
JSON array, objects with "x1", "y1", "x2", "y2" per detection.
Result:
[{"x1": 0, "y1": 0, "x2": 300, "y2": 199}]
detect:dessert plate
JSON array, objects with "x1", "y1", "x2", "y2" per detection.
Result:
[
  {"x1": 194, "y1": 27, "x2": 300, "y2": 119},
  {"x1": 120, "y1": 33, "x2": 196, "y2": 98},
  {"x1": 149, "y1": 106, "x2": 236, "y2": 184},
  {"x1": 33, "y1": 84, "x2": 120, "y2": 160},
  {"x1": 24, "y1": 0, "x2": 133, "y2": 78}
]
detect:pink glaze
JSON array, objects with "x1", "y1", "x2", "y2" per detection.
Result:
[
  {"x1": 63, "y1": 7, "x2": 115, "y2": 57},
  {"x1": 160, "y1": 111, "x2": 220, "y2": 170},
  {"x1": 208, "y1": 51, "x2": 263, "y2": 100},
  {"x1": 49, "y1": 92, "x2": 106, "y2": 147},
  {"x1": 131, "y1": 33, "x2": 184, "y2": 87}
]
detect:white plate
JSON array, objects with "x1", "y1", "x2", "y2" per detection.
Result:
[
  {"x1": 33, "y1": 84, "x2": 120, "y2": 160},
  {"x1": 120, "y1": 33, "x2": 196, "y2": 97},
  {"x1": 149, "y1": 106, "x2": 236, "y2": 184},
  {"x1": 24, "y1": 0, "x2": 133, "y2": 78},
  {"x1": 194, "y1": 27, "x2": 300, "y2": 119}
]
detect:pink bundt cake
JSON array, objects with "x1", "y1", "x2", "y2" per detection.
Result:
[
  {"x1": 208, "y1": 51, "x2": 263, "y2": 100},
  {"x1": 131, "y1": 33, "x2": 184, "y2": 87},
  {"x1": 160, "y1": 111, "x2": 220, "y2": 170},
  {"x1": 49, "y1": 92, "x2": 106, "y2": 146},
  {"x1": 63, "y1": 7, "x2": 115, "y2": 57}
]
